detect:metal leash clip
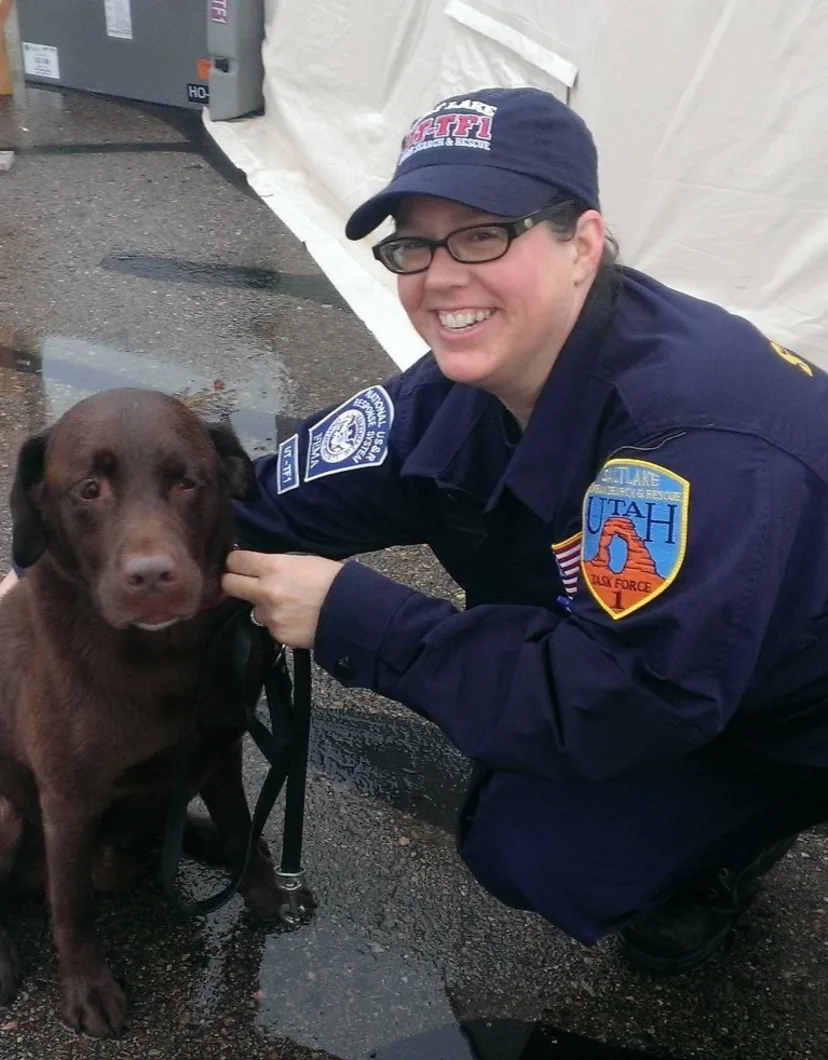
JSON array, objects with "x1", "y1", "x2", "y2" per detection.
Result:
[{"x1": 274, "y1": 870, "x2": 312, "y2": 925}]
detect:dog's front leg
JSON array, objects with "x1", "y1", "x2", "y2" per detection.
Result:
[{"x1": 39, "y1": 789, "x2": 128, "y2": 1038}]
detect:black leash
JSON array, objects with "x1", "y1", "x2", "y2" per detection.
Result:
[{"x1": 161, "y1": 605, "x2": 313, "y2": 922}]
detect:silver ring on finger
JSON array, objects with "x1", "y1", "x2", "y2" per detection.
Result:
[{"x1": 249, "y1": 610, "x2": 266, "y2": 629}]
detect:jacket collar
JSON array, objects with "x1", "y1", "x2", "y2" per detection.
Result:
[{"x1": 400, "y1": 280, "x2": 619, "y2": 523}]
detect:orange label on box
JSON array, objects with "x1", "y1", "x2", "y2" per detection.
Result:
[{"x1": 197, "y1": 58, "x2": 212, "y2": 80}]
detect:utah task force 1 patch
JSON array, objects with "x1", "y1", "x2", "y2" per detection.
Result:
[
  {"x1": 306, "y1": 386, "x2": 394, "y2": 482},
  {"x1": 582, "y1": 458, "x2": 689, "y2": 620}
]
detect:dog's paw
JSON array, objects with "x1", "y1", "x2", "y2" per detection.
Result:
[
  {"x1": 244, "y1": 874, "x2": 317, "y2": 925},
  {"x1": 0, "y1": 925, "x2": 23, "y2": 1005},
  {"x1": 60, "y1": 965, "x2": 128, "y2": 1038}
]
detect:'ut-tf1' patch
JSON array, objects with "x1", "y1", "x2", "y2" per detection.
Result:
[{"x1": 581, "y1": 458, "x2": 689, "y2": 620}]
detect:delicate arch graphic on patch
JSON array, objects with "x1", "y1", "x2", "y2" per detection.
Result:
[{"x1": 581, "y1": 458, "x2": 690, "y2": 620}]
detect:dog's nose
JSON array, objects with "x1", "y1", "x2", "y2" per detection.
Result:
[{"x1": 123, "y1": 555, "x2": 178, "y2": 593}]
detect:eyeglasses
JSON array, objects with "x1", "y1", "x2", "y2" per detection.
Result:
[{"x1": 371, "y1": 204, "x2": 562, "y2": 275}]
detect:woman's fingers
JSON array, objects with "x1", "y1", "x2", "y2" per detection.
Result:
[
  {"x1": 222, "y1": 552, "x2": 343, "y2": 648},
  {"x1": 223, "y1": 551, "x2": 284, "y2": 606},
  {"x1": 225, "y1": 549, "x2": 277, "y2": 577},
  {"x1": 220, "y1": 571, "x2": 261, "y2": 604}
]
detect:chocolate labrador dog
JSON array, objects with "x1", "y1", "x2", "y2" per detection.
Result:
[{"x1": 0, "y1": 388, "x2": 293, "y2": 1037}]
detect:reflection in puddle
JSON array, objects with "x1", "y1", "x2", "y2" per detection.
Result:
[
  {"x1": 373, "y1": 1020, "x2": 673, "y2": 1060},
  {"x1": 0, "y1": 333, "x2": 294, "y2": 453},
  {"x1": 310, "y1": 706, "x2": 469, "y2": 833},
  {"x1": 255, "y1": 920, "x2": 459, "y2": 1059}
]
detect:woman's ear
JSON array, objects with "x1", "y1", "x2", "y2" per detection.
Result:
[{"x1": 572, "y1": 210, "x2": 607, "y2": 286}]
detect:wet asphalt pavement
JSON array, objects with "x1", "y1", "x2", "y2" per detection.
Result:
[{"x1": 1, "y1": 87, "x2": 828, "y2": 1060}]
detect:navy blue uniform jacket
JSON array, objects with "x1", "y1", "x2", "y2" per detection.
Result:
[{"x1": 235, "y1": 268, "x2": 828, "y2": 782}]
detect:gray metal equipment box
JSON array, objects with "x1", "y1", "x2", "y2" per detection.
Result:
[{"x1": 16, "y1": 0, "x2": 263, "y2": 119}]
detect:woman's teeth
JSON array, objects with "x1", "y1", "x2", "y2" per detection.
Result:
[{"x1": 438, "y1": 309, "x2": 492, "y2": 330}]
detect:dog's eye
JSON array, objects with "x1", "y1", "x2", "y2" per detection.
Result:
[
  {"x1": 176, "y1": 475, "x2": 198, "y2": 491},
  {"x1": 79, "y1": 479, "x2": 101, "y2": 500}
]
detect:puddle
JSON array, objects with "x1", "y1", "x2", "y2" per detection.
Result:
[
  {"x1": 101, "y1": 253, "x2": 282, "y2": 292},
  {"x1": 0, "y1": 334, "x2": 295, "y2": 453},
  {"x1": 101, "y1": 252, "x2": 352, "y2": 310},
  {"x1": 22, "y1": 140, "x2": 198, "y2": 156},
  {"x1": 255, "y1": 920, "x2": 458, "y2": 1058},
  {"x1": 253, "y1": 917, "x2": 675, "y2": 1060},
  {"x1": 310, "y1": 706, "x2": 469, "y2": 833}
]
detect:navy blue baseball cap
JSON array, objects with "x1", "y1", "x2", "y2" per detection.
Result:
[{"x1": 345, "y1": 86, "x2": 600, "y2": 241}]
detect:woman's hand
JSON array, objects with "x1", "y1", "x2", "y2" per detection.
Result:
[{"x1": 222, "y1": 551, "x2": 343, "y2": 648}]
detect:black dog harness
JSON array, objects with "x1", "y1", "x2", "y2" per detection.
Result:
[{"x1": 161, "y1": 604, "x2": 313, "y2": 923}]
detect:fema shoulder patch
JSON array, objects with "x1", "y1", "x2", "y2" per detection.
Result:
[
  {"x1": 276, "y1": 433, "x2": 299, "y2": 495},
  {"x1": 306, "y1": 386, "x2": 394, "y2": 482},
  {"x1": 581, "y1": 458, "x2": 689, "y2": 620}
]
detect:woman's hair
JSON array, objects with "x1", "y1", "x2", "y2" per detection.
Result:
[
  {"x1": 540, "y1": 189, "x2": 622, "y2": 317},
  {"x1": 542, "y1": 188, "x2": 621, "y2": 275}
]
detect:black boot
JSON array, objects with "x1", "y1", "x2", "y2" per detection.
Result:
[{"x1": 619, "y1": 834, "x2": 797, "y2": 976}]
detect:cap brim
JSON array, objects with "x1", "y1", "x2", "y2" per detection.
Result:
[{"x1": 345, "y1": 164, "x2": 553, "y2": 241}]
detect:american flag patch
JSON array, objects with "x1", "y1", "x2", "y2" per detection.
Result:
[{"x1": 551, "y1": 532, "x2": 582, "y2": 598}]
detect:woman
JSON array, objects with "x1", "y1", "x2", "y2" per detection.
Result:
[
  {"x1": 221, "y1": 86, "x2": 828, "y2": 974},
  {"x1": 10, "y1": 86, "x2": 828, "y2": 975}
]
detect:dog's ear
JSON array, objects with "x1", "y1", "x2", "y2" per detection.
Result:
[
  {"x1": 10, "y1": 429, "x2": 51, "y2": 569},
  {"x1": 205, "y1": 419, "x2": 259, "y2": 502}
]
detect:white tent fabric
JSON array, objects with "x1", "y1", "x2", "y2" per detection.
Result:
[{"x1": 205, "y1": 0, "x2": 828, "y2": 371}]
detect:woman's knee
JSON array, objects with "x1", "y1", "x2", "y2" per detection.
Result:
[
  {"x1": 455, "y1": 770, "x2": 659, "y2": 943},
  {"x1": 458, "y1": 813, "x2": 537, "y2": 913}
]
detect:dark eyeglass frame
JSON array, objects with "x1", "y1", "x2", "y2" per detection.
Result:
[{"x1": 371, "y1": 203, "x2": 564, "y2": 275}]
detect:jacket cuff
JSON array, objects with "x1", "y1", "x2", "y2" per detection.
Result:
[{"x1": 314, "y1": 561, "x2": 417, "y2": 688}]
